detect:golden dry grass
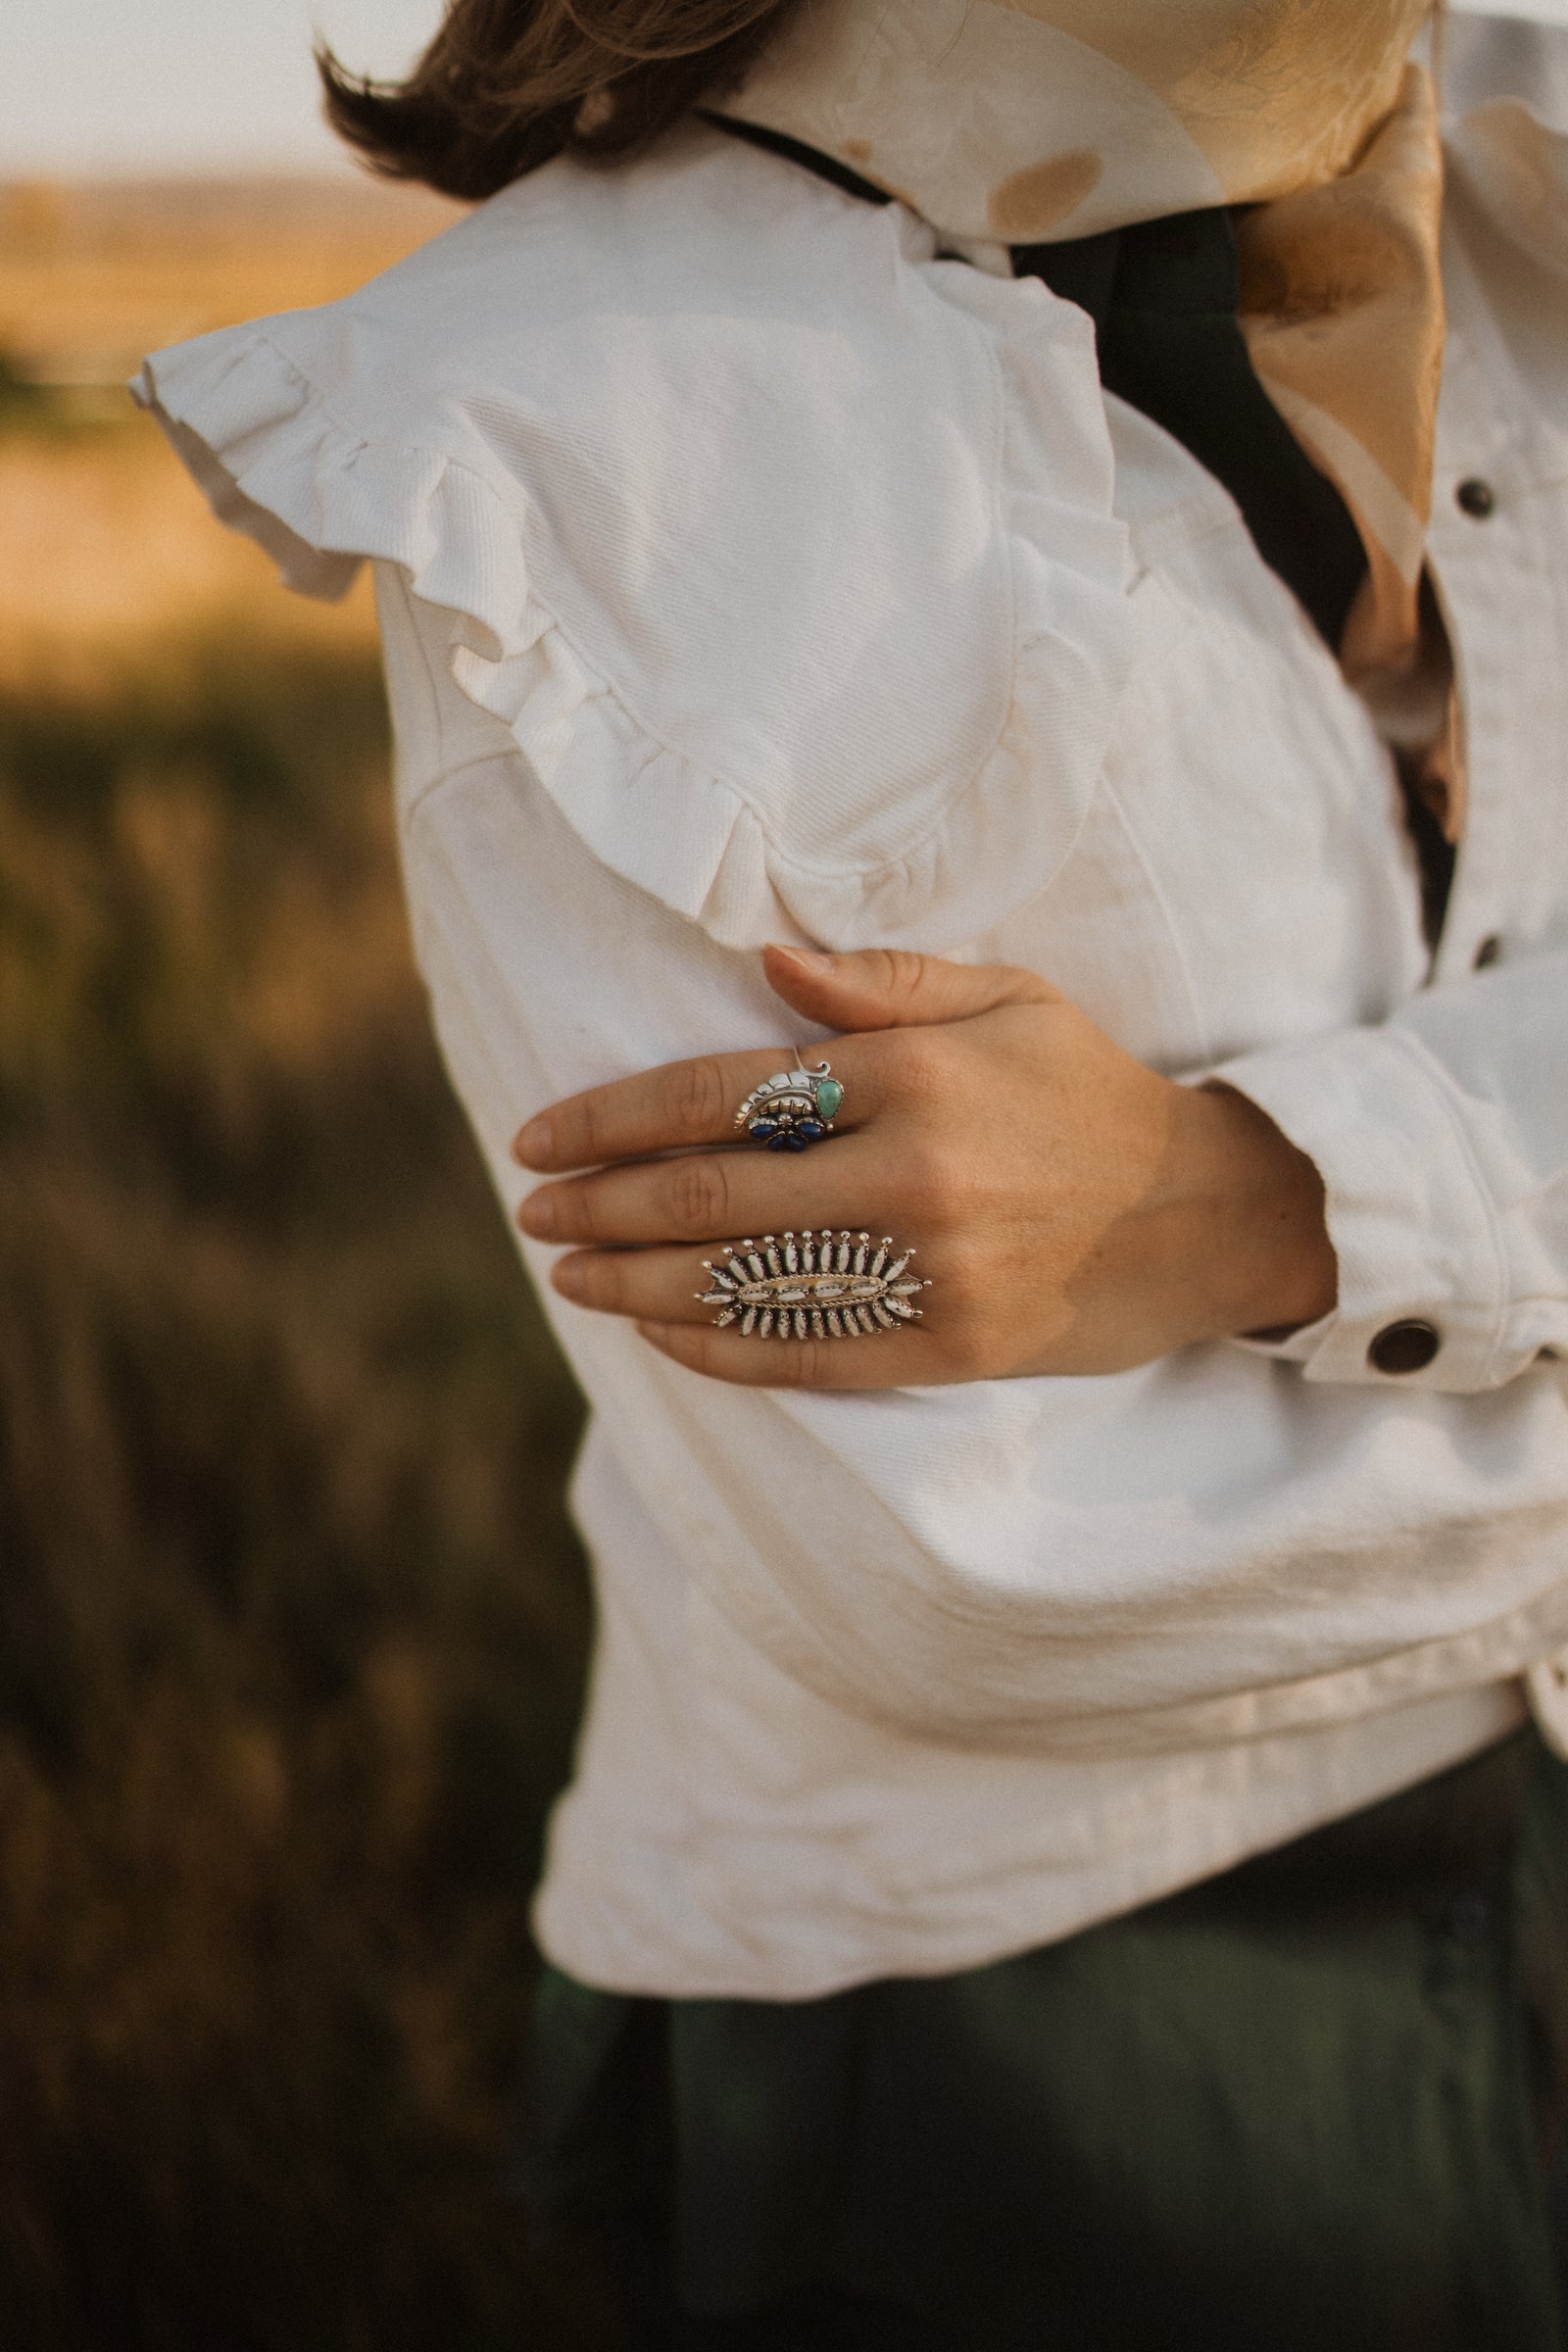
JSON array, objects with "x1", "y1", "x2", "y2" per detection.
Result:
[
  {"x1": 0, "y1": 175, "x2": 460, "y2": 390},
  {"x1": 0, "y1": 185, "x2": 606, "y2": 2349},
  {"x1": 0, "y1": 174, "x2": 461, "y2": 684},
  {"x1": 0, "y1": 426, "x2": 379, "y2": 693}
]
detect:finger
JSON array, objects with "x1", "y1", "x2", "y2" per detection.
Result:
[
  {"x1": 762, "y1": 944, "x2": 1056, "y2": 1034},
  {"x1": 518, "y1": 1128, "x2": 906, "y2": 1248},
  {"x1": 552, "y1": 1233, "x2": 934, "y2": 1331},
  {"x1": 551, "y1": 1245, "x2": 724, "y2": 1324},
  {"x1": 513, "y1": 1038, "x2": 885, "y2": 1173},
  {"x1": 635, "y1": 1317, "x2": 940, "y2": 1390}
]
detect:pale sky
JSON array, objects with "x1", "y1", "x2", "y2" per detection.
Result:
[
  {"x1": 1, "y1": 0, "x2": 446, "y2": 176},
  {"x1": 6, "y1": 0, "x2": 1568, "y2": 179}
]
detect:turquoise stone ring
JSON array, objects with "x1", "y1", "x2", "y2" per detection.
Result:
[{"x1": 733, "y1": 1057, "x2": 844, "y2": 1152}]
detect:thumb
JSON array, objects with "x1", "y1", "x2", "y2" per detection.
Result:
[{"x1": 762, "y1": 944, "x2": 1054, "y2": 1033}]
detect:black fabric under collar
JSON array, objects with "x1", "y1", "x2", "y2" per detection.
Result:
[
  {"x1": 699, "y1": 111, "x2": 897, "y2": 212},
  {"x1": 706, "y1": 114, "x2": 1368, "y2": 652}
]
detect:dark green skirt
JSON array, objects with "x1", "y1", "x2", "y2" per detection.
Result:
[{"x1": 517, "y1": 1730, "x2": 1568, "y2": 2351}]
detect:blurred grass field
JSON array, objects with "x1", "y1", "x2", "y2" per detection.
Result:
[{"x1": 0, "y1": 182, "x2": 608, "y2": 2349}]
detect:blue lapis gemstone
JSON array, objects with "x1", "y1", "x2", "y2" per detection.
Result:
[
  {"x1": 783, "y1": 1133, "x2": 808, "y2": 1152},
  {"x1": 796, "y1": 1119, "x2": 825, "y2": 1141},
  {"x1": 767, "y1": 1133, "x2": 793, "y2": 1152},
  {"x1": 750, "y1": 1118, "x2": 779, "y2": 1140}
]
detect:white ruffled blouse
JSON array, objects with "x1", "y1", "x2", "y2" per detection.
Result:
[{"x1": 138, "y1": 26, "x2": 1568, "y2": 1996}]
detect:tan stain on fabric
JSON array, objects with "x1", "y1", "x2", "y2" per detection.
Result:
[
  {"x1": 988, "y1": 149, "x2": 1104, "y2": 239},
  {"x1": 998, "y1": 0, "x2": 1432, "y2": 199}
]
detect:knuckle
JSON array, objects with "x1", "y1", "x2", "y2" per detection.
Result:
[
  {"x1": 925, "y1": 1250, "x2": 996, "y2": 1376},
  {"x1": 773, "y1": 1338, "x2": 826, "y2": 1387},
  {"x1": 557, "y1": 1180, "x2": 598, "y2": 1242},
  {"x1": 666, "y1": 1324, "x2": 710, "y2": 1372},
  {"x1": 938, "y1": 1316, "x2": 992, "y2": 1381},
  {"x1": 902, "y1": 1139, "x2": 972, "y2": 1228},
  {"x1": 1007, "y1": 962, "x2": 1055, "y2": 1004},
  {"x1": 945, "y1": 1336, "x2": 992, "y2": 1383},
  {"x1": 869, "y1": 948, "x2": 930, "y2": 1013},
  {"x1": 575, "y1": 1094, "x2": 610, "y2": 1166},
  {"x1": 938, "y1": 1240, "x2": 989, "y2": 1310},
  {"x1": 587, "y1": 1252, "x2": 628, "y2": 1312},
  {"x1": 665, "y1": 1055, "x2": 727, "y2": 1137},
  {"x1": 663, "y1": 1152, "x2": 729, "y2": 1236},
  {"x1": 882, "y1": 1027, "x2": 948, "y2": 1105},
  {"x1": 876, "y1": 1025, "x2": 921, "y2": 1082},
  {"x1": 681, "y1": 1328, "x2": 745, "y2": 1386}
]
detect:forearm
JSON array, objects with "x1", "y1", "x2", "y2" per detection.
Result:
[
  {"x1": 520, "y1": 944, "x2": 1343, "y2": 1382},
  {"x1": 1145, "y1": 1078, "x2": 1338, "y2": 1346}
]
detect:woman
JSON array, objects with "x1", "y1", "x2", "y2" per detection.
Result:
[{"x1": 137, "y1": 3, "x2": 1568, "y2": 2343}]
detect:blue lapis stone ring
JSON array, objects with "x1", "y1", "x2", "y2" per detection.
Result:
[{"x1": 733, "y1": 1055, "x2": 845, "y2": 1152}]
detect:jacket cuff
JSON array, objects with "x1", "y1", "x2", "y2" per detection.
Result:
[{"x1": 1206, "y1": 1023, "x2": 1507, "y2": 1391}]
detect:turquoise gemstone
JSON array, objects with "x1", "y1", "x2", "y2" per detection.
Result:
[{"x1": 814, "y1": 1078, "x2": 844, "y2": 1119}]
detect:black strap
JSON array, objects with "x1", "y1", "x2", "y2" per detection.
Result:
[
  {"x1": 707, "y1": 116, "x2": 1368, "y2": 651},
  {"x1": 698, "y1": 111, "x2": 896, "y2": 211},
  {"x1": 1014, "y1": 216, "x2": 1367, "y2": 650}
]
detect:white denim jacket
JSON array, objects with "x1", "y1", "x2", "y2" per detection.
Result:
[{"x1": 138, "y1": 17, "x2": 1568, "y2": 1996}]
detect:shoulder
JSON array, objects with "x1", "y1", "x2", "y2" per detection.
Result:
[
  {"x1": 248, "y1": 124, "x2": 986, "y2": 449},
  {"x1": 136, "y1": 125, "x2": 1134, "y2": 951}
]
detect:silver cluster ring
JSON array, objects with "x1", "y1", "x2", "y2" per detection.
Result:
[
  {"x1": 697, "y1": 1231, "x2": 929, "y2": 1340},
  {"x1": 733, "y1": 1056, "x2": 844, "y2": 1152}
]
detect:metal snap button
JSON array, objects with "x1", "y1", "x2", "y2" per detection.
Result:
[
  {"x1": 1368, "y1": 1319, "x2": 1441, "y2": 1375},
  {"x1": 1455, "y1": 476, "x2": 1495, "y2": 519}
]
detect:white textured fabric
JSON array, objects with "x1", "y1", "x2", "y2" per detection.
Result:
[{"x1": 136, "y1": 31, "x2": 1568, "y2": 1997}]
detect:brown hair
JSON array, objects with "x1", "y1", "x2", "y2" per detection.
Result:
[{"x1": 318, "y1": 0, "x2": 803, "y2": 202}]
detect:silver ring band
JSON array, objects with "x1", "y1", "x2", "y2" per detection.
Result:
[{"x1": 698, "y1": 1231, "x2": 928, "y2": 1339}]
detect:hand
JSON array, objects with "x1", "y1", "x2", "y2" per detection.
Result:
[{"x1": 512, "y1": 946, "x2": 1337, "y2": 1388}]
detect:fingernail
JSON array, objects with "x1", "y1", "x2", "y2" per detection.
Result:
[
  {"x1": 636, "y1": 1320, "x2": 672, "y2": 1347},
  {"x1": 514, "y1": 1114, "x2": 552, "y2": 1165},
  {"x1": 770, "y1": 944, "x2": 835, "y2": 973},
  {"x1": 551, "y1": 1255, "x2": 585, "y2": 1299},
  {"x1": 518, "y1": 1188, "x2": 557, "y2": 1238}
]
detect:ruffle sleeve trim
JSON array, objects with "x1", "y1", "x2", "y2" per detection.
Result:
[{"x1": 134, "y1": 273, "x2": 1135, "y2": 954}]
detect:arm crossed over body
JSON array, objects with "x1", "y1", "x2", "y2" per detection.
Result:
[{"x1": 515, "y1": 944, "x2": 1339, "y2": 1388}]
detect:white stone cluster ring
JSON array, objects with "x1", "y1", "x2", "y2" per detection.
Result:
[
  {"x1": 732, "y1": 1058, "x2": 844, "y2": 1152},
  {"x1": 697, "y1": 1232, "x2": 929, "y2": 1340}
]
